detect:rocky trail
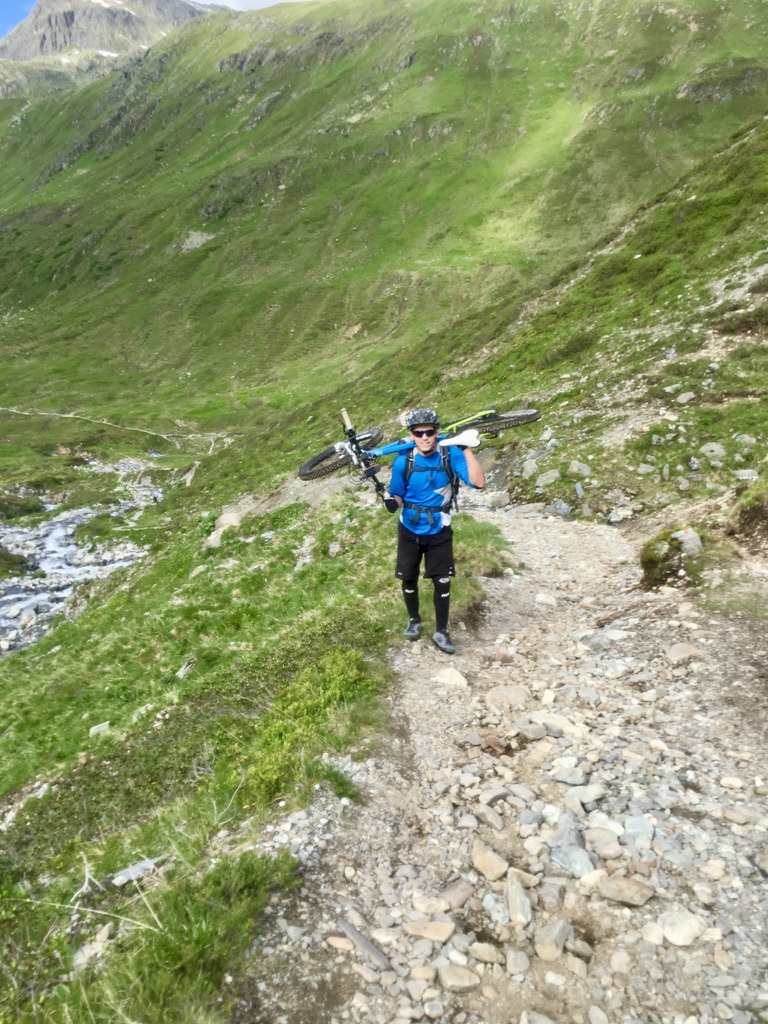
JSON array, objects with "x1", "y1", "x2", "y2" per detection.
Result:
[{"x1": 216, "y1": 489, "x2": 768, "y2": 1024}]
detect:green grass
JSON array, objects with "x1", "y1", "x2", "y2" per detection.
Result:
[
  {"x1": 3, "y1": 0, "x2": 768, "y2": 1016},
  {"x1": 0, "y1": 544, "x2": 29, "y2": 578},
  {"x1": 4, "y1": 0, "x2": 768, "y2": 438},
  {"x1": 1, "y1": 849, "x2": 298, "y2": 1024},
  {"x1": 0, "y1": 485, "x2": 503, "y2": 1019}
]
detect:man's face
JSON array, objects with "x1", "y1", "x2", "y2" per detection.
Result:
[{"x1": 410, "y1": 424, "x2": 438, "y2": 454}]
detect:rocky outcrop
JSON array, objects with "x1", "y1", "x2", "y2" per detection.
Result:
[{"x1": 0, "y1": 0, "x2": 216, "y2": 62}]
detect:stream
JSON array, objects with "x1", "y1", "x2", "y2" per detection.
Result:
[{"x1": 0, "y1": 460, "x2": 162, "y2": 654}]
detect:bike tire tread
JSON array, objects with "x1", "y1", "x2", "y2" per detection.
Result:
[{"x1": 458, "y1": 409, "x2": 541, "y2": 436}]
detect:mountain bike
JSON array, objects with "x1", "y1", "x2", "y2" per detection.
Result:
[{"x1": 297, "y1": 407, "x2": 541, "y2": 484}]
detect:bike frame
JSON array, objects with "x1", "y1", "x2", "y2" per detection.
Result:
[
  {"x1": 338, "y1": 408, "x2": 498, "y2": 463},
  {"x1": 337, "y1": 407, "x2": 498, "y2": 500}
]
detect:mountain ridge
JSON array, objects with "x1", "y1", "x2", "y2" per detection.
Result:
[{"x1": 0, "y1": 0, "x2": 224, "y2": 61}]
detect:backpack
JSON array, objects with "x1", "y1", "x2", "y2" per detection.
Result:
[{"x1": 401, "y1": 446, "x2": 460, "y2": 526}]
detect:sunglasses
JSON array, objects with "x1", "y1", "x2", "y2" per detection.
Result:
[{"x1": 411, "y1": 428, "x2": 436, "y2": 438}]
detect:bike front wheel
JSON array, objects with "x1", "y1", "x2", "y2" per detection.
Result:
[
  {"x1": 298, "y1": 428, "x2": 384, "y2": 480},
  {"x1": 454, "y1": 409, "x2": 541, "y2": 437}
]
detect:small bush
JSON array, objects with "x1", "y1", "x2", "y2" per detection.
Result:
[
  {"x1": 74, "y1": 513, "x2": 126, "y2": 549},
  {"x1": 0, "y1": 545, "x2": 30, "y2": 579},
  {"x1": 726, "y1": 478, "x2": 768, "y2": 545},
  {"x1": 0, "y1": 493, "x2": 44, "y2": 521},
  {"x1": 538, "y1": 330, "x2": 597, "y2": 368},
  {"x1": 640, "y1": 530, "x2": 680, "y2": 588},
  {"x1": 715, "y1": 302, "x2": 768, "y2": 334},
  {"x1": 242, "y1": 649, "x2": 378, "y2": 802}
]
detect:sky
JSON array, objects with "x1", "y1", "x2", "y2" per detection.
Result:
[
  {"x1": 0, "y1": 0, "x2": 305, "y2": 43},
  {"x1": 0, "y1": 1, "x2": 34, "y2": 42}
]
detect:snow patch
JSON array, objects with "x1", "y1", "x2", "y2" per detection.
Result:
[{"x1": 98, "y1": 50, "x2": 119, "y2": 57}]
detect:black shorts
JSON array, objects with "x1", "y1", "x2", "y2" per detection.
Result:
[{"x1": 395, "y1": 523, "x2": 455, "y2": 580}]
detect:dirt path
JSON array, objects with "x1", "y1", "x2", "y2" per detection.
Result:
[
  {"x1": 0, "y1": 404, "x2": 186, "y2": 448},
  {"x1": 226, "y1": 492, "x2": 768, "y2": 1024}
]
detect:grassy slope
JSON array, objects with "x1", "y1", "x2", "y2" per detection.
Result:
[
  {"x1": 1, "y1": 0, "x2": 768, "y2": 1018},
  {"x1": 1, "y1": 0, "x2": 768, "y2": 438}
]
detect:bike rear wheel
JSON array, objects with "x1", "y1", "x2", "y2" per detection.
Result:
[
  {"x1": 298, "y1": 428, "x2": 384, "y2": 480},
  {"x1": 453, "y1": 409, "x2": 541, "y2": 437}
]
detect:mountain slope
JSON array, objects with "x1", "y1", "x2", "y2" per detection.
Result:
[{"x1": 1, "y1": 0, "x2": 768, "y2": 441}]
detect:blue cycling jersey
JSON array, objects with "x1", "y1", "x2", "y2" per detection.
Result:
[{"x1": 389, "y1": 446, "x2": 473, "y2": 535}]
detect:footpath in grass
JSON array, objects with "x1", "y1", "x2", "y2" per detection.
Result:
[{"x1": 0, "y1": 466, "x2": 509, "y2": 1021}]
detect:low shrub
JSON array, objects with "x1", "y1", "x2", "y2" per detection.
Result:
[
  {"x1": 0, "y1": 545, "x2": 30, "y2": 578},
  {"x1": 241, "y1": 649, "x2": 379, "y2": 802},
  {"x1": 726, "y1": 478, "x2": 768, "y2": 546},
  {"x1": 0, "y1": 493, "x2": 44, "y2": 520}
]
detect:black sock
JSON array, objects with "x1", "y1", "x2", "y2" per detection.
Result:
[
  {"x1": 433, "y1": 577, "x2": 451, "y2": 633},
  {"x1": 401, "y1": 580, "x2": 420, "y2": 619}
]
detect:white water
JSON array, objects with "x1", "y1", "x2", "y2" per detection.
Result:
[{"x1": 0, "y1": 460, "x2": 163, "y2": 653}]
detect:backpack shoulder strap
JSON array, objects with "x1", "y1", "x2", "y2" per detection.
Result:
[
  {"x1": 441, "y1": 447, "x2": 457, "y2": 481},
  {"x1": 442, "y1": 447, "x2": 460, "y2": 510},
  {"x1": 404, "y1": 447, "x2": 415, "y2": 486}
]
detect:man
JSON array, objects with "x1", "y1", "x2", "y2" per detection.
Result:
[{"x1": 384, "y1": 408, "x2": 485, "y2": 654}]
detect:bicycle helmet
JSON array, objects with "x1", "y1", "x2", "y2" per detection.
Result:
[{"x1": 406, "y1": 408, "x2": 440, "y2": 429}]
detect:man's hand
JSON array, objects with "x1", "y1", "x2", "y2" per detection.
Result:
[
  {"x1": 439, "y1": 429, "x2": 480, "y2": 449},
  {"x1": 384, "y1": 497, "x2": 400, "y2": 513}
]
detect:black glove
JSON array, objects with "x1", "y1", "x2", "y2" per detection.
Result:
[{"x1": 384, "y1": 497, "x2": 400, "y2": 513}]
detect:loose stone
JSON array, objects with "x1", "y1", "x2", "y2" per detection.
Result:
[
  {"x1": 403, "y1": 920, "x2": 456, "y2": 944},
  {"x1": 507, "y1": 866, "x2": 539, "y2": 888},
  {"x1": 658, "y1": 909, "x2": 706, "y2": 946},
  {"x1": 551, "y1": 846, "x2": 594, "y2": 878},
  {"x1": 433, "y1": 666, "x2": 469, "y2": 688},
  {"x1": 437, "y1": 964, "x2": 481, "y2": 993},
  {"x1": 472, "y1": 839, "x2": 509, "y2": 881},
  {"x1": 479, "y1": 786, "x2": 512, "y2": 805},
  {"x1": 534, "y1": 920, "x2": 574, "y2": 961},
  {"x1": 468, "y1": 941, "x2": 504, "y2": 964},
  {"x1": 413, "y1": 896, "x2": 450, "y2": 915},
  {"x1": 598, "y1": 874, "x2": 654, "y2": 906},
  {"x1": 665, "y1": 642, "x2": 702, "y2": 664},
  {"x1": 440, "y1": 878, "x2": 474, "y2": 909},
  {"x1": 485, "y1": 684, "x2": 532, "y2": 709},
  {"x1": 505, "y1": 873, "x2": 533, "y2": 929},
  {"x1": 475, "y1": 804, "x2": 504, "y2": 830},
  {"x1": 483, "y1": 891, "x2": 510, "y2": 925},
  {"x1": 720, "y1": 777, "x2": 744, "y2": 790},
  {"x1": 506, "y1": 949, "x2": 531, "y2": 975}
]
